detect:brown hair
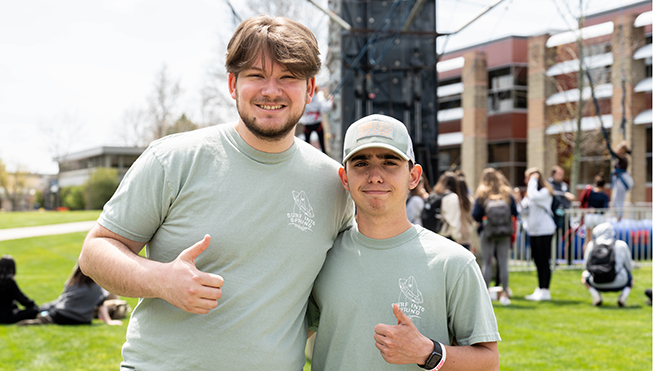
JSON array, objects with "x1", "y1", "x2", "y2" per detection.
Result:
[
  {"x1": 474, "y1": 168, "x2": 512, "y2": 205},
  {"x1": 66, "y1": 263, "x2": 96, "y2": 287},
  {"x1": 225, "y1": 16, "x2": 321, "y2": 79}
]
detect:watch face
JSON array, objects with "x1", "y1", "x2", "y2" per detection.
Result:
[{"x1": 426, "y1": 353, "x2": 442, "y2": 368}]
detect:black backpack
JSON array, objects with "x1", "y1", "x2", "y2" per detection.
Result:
[
  {"x1": 586, "y1": 242, "x2": 617, "y2": 284},
  {"x1": 421, "y1": 193, "x2": 447, "y2": 233},
  {"x1": 550, "y1": 195, "x2": 566, "y2": 227},
  {"x1": 482, "y1": 199, "x2": 513, "y2": 239}
]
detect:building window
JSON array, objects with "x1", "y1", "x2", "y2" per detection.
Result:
[
  {"x1": 488, "y1": 66, "x2": 527, "y2": 113},
  {"x1": 438, "y1": 146, "x2": 461, "y2": 174},
  {"x1": 487, "y1": 140, "x2": 527, "y2": 187}
]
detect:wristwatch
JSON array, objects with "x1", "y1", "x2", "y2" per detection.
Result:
[{"x1": 418, "y1": 339, "x2": 445, "y2": 370}]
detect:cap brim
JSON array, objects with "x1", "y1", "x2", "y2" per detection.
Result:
[
  {"x1": 595, "y1": 236, "x2": 615, "y2": 245},
  {"x1": 343, "y1": 143, "x2": 411, "y2": 164}
]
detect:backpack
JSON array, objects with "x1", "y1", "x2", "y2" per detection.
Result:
[
  {"x1": 421, "y1": 193, "x2": 447, "y2": 233},
  {"x1": 579, "y1": 185, "x2": 592, "y2": 209},
  {"x1": 550, "y1": 195, "x2": 566, "y2": 228},
  {"x1": 482, "y1": 199, "x2": 513, "y2": 239},
  {"x1": 586, "y1": 242, "x2": 617, "y2": 284}
]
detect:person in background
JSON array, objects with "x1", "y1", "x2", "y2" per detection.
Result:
[
  {"x1": 472, "y1": 168, "x2": 518, "y2": 306},
  {"x1": 77, "y1": 15, "x2": 354, "y2": 370},
  {"x1": 547, "y1": 166, "x2": 575, "y2": 209},
  {"x1": 309, "y1": 114, "x2": 500, "y2": 371},
  {"x1": 607, "y1": 140, "x2": 633, "y2": 218},
  {"x1": 547, "y1": 165, "x2": 574, "y2": 236},
  {"x1": 580, "y1": 174, "x2": 611, "y2": 244},
  {"x1": 521, "y1": 168, "x2": 556, "y2": 301},
  {"x1": 300, "y1": 85, "x2": 333, "y2": 153},
  {"x1": 581, "y1": 222, "x2": 633, "y2": 307},
  {"x1": 432, "y1": 171, "x2": 462, "y2": 242},
  {"x1": 580, "y1": 174, "x2": 610, "y2": 210},
  {"x1": 17, "y1": 263, "x2": 122, "y2": 326},
  {"x1": 406, "y1": 173, "x2": 428, "y2": 226},
  {"x1": 0, "y1": 255, "x2": 39, "y2": 324},
  {"x1": 456, "y1": 173, "x2": 476, "y2": 254}
]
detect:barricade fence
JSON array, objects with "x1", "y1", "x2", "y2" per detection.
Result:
[{"x1": 510, "y1": 206, "x2": 653, "y2": 271}]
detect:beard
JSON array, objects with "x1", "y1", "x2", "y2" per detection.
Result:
[{"x1": 236, "y1": 96, "x2": 305, "y2": 142}]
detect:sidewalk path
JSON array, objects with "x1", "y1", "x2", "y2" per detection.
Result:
[{"x1": 0, "y1": 221, "x2": 97, "y2": 242}]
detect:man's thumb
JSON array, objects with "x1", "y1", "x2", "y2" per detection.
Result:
[
  {"x1": 392, "y1": 303, "x2": 410, "y2": 325},
  {"x1": 180, "y1": 235, "x2": 211, "y2": 264}
]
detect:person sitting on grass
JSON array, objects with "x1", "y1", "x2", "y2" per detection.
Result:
[
  {"x1": 0, "y1": 255, "x2": 39, "y2": 324},
  {"x1": 17, "y1": 263, "x2": 122, "y2": 326},
  {"x1": 581, "y1": 222, "x2": 633, "y2": 307}
]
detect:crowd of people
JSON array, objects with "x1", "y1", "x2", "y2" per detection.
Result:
[{"x1": 405, "y1": 158, "x2": 636, "y2": 307}]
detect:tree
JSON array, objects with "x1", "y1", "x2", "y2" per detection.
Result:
[
  {"x1": 61, "y1": 186, "x2": 86, "y2": 210},
  {"x1": 147, "y1": 65, "x2": 182, "y2": 141},
  {"x1": 166, "y1": 114, "x2": 199, "y2": 136},
  {"x1": 84, "y1": 167, "x2": 119, "y2": 210},
  {"x1": 546, "y1": 0, "x2": 616, "y2": 195},
  {"x1": 39, "y1": 112, "x2": 85, "y2": 209},
  {"x1": 0, "y1": 161, "x2": 29, "y2": 211},
  {"x1": 116, "y1": 106, "x2": 150, "y2": 147}
]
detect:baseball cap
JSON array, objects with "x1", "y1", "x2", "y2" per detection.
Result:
[
  {"x1": 592, "y1": 222, "x2": 616, "y2": 245},
  {"x1": 342, "y1": 114, "x2": 415, "y2": 164}
]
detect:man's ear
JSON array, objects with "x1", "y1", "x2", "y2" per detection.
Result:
[
  {"x1": 409, "y1": 164, "x2": 423, "y2": 190},
  {"x1": 228, "y1": 73, "x2": 237, "y2": 100},
  {"x1": 306, "y1": 77, "x2": 316, "y2": 104},
  {"x1": 338, "y1": 167, "x2": 349, "y2": 191}
]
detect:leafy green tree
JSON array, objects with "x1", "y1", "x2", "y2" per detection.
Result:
[
  {"x1": 84, "y1": 168, "x2": 119, "y2": 210},
  {"x1": 61, "y1": 186, "x2": 86, "y2": 210}
]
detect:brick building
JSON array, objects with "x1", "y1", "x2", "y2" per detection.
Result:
[{"x1": 435, "y1": 1, "x2": 652, "y2": 203}]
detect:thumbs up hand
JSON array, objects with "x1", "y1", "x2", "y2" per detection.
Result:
[
  {"x1": 160, "y1": 235, "x2": 224, "y2": 314},
  {"x1": 373, "y1": 304, "x2": 435, "y2": 365}
]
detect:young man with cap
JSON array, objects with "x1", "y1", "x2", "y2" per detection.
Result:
[
  {"x1": 581, "y1": 222, "x2": 633, "y2": 307},
  {"x1": 309, "y1": 114, "x2": 500, "y2": 370},
  {"x1": 78, "y1": 16, "x2": 354, "y2": 370}
]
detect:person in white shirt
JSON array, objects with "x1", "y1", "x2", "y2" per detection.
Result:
[
  {"x1": 581, "y1": 222, "x2": 633, "y2": 307},
  {"x1": 431, "y1": 171, "x2": 462, "y2": 242},
  {"x1": 299, "y1": 86, "x2": 333, "y2": 153},
  {"x1": 521, "y1": 167, "x2": 556, "y2": 301}
]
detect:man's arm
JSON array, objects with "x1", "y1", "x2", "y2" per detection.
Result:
[
  {"x1": 79, "y1": 223, "x2": 224, "y2": 314},
  {"x1": 374, "y1": 304, "x2": 499, "y2": 371}
]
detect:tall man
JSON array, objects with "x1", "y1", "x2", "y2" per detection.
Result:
[
  {"x1": 78, "y1": 16, "x2": 354, "y2": 370},
  {"x1": 309, "y1": 114, "x2": 500, "y2": 370}
]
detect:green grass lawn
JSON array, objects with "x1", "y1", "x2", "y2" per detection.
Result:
[
  {"x1": 0, "y1": 231, "x2": 652, "y2": 370},
  {"x1": 0, "y1": 210, "x2": 101, "y2": 229}
]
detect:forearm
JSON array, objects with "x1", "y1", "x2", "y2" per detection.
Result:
[
  {"x1": 79, "y1": 228, "x2": 166, "y2": 299},
  {"x1": 441, "y1": 342, "x2": 499, "y2": 371}
]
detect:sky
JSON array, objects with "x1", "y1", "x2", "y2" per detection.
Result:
[{"x1": 0, "y1": 0, "x2": 651, "y2": 174}]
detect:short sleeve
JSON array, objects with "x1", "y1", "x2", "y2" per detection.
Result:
[{"x1": 446, "y1": 259, "x2": 501, "y2": 345}]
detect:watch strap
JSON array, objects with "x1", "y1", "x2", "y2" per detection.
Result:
[{"x1": 418, "y1": 339, "x2": 446, "y2": 370}]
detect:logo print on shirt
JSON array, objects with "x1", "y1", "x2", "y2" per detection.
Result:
[
  {"x1": 394, "y1": 276, "x2": 426, "y2": 321},
  {"x1": 287, "y1": 190, "x2": 316, "y2": 231}
]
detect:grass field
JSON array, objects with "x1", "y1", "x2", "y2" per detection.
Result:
[
  {"x1": 0, "y1": 210, "x2": 101, "y2": 229},
  {"x1": 0, "y1": 227, "x2": 652, "y2": 370}
]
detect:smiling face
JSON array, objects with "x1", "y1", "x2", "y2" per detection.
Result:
[
  {"x1": 229, "y1": 52, "x2": 314, "y2": 144},
  {"x1": 340, "y1": 147, "x2": 421, "y2": 219}
]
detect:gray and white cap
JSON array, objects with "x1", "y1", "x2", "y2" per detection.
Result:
[{"x1": 342, "y1": 114, "x2": 415, "y2": 165}]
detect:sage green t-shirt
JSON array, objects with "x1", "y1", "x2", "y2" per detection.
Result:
[
  {"x1": 310, "y1": 224, "x2": 500, "y2": 371},
  {"x1": 98, "y1": 124, "x2": 354, "y2": 370}
]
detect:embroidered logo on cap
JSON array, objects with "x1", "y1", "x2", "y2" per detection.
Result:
[{"x1": 357, "y1": 121, "x2": 393, "y2": 140}]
